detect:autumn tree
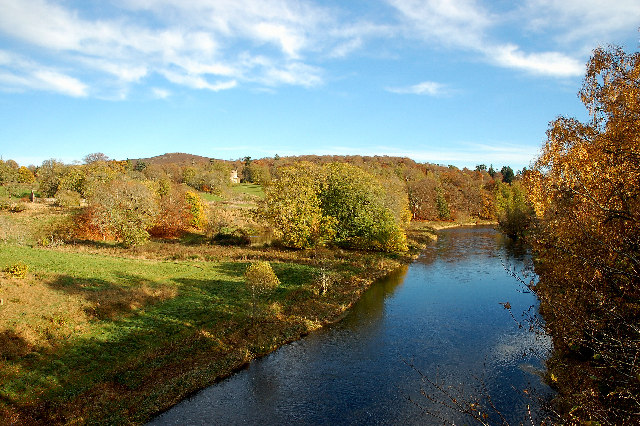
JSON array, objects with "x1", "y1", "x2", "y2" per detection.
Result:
[
  {"x1": 260, "y1": 163, "x2": 335, "y2": 249},
  {"x1": 88, "y1": 179, "x2": 159, "y2": 247},
  {"x1": 17, "y1": 166, "x2": 35, "y2": 184},
  {"x1": 37, "y1": 159, "x2": 67, "y2": 197},
  {"x1": 525, "y1": 45, "x2": 640, "y2": 423},
  {"x1": 0, "y1": 160, "x2": 18, "y2": 184},
  {"x1": 83, "y1": 152, "x2": 110, "y2": 164}
]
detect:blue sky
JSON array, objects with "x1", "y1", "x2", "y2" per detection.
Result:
[{"x1": 0, "y1": 0, "x2": 638, "y2": 170}]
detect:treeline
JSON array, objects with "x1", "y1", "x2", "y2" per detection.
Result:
[
  {"x1": 1, "y1": 152, "x2": 523, "y2": 251},
  {"x1": 243, "y1": 154, "x2": 520, "y2": 223},
  {"x1": 499, "y1": 46, "x2": 639, "y2": 424}
]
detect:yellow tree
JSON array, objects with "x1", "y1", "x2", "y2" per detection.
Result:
[{"x1": 525, "y1": 46, "x2": 639, "y2": 423}]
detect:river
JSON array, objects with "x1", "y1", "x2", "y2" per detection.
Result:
[{"x1": 151, "y1": 226, "x2": 553, "y2": 425}]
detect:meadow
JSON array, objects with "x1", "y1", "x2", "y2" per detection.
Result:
[{"x1": 0, "y1": 186, "x2": 424, "y2": 424}]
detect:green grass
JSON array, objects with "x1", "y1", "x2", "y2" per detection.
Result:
[
  {"x1": 198, "y1": 191, "x2": 223, "y2": 202},
  {"x1": 0, "y1": 200, "x2": 412, "y2": 424},
  {"x1": 231, "y1": 183, "x2": 264, "y2": 198},
  {"x1": 0, "y1": 241, "x2": 400, "y2": 424}
]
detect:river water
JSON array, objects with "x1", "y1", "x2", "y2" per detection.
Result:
[{"x1": 151, "y1": 226, "x2": 553, "y2": 425}]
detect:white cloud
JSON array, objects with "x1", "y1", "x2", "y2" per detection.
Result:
[
  {"x1": 0, "y1": 50, "x2": 88, "y2": 96},
  {"x1": 522, "y1": 0, "x2": 640, "y2": 50},
  {"x1": 387, "y1": 81, "x2": 448, "y2": 96},
  {"x1": 32, "y1": 70, "x2": 88, "y2": 97},
  {"x1": 387, "y1": 0, "x2": 491, "y2": 49},
  {"x1": 162, "y1": 71, "x2": 237, "y2": 92},
  {"x1": 0, "y1": 0, "x2": 636, "y2": 98},
  {"x1": 152, "y1": 88, "x2": 170, "y2": 99},
  {"x1": 384, "y1": 0, "x2": 622, "y2": 78},
  {"x1": 0, "y1": 0, "x2": 349, "y2": 96},
  {"x1": 486, "y1": 44, "x2": 584, "y2": 77}
]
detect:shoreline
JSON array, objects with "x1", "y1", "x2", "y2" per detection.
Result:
[{"x1": 1, "y1": 219, "x2": 491, "y2": 424}]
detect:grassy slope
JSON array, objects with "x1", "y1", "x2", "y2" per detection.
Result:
[{"x1": 0, "y1": 239, "x2": 406, "y2": 424}]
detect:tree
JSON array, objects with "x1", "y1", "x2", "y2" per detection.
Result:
[
  {"x1": 37, "y1": 159, "x2": 67, "y2": 197},
  {"x1": 494, "y1": 181, "x2": 532, "y2": 239},
  {"x1": 88, "y1": 179, "x2": 159, "y2": 247},
  {"x1": 0, "y1": 160, "x2": 18, "y2": 184},
  {"x1": 525, "y1": 45, "x2": 640, "y2": 423},
  {"x1": 83, "y1": 152, "x2": 110, "y2": 164},
  {"x1": 261, "y1": 163, "x2": 335, "y2": 249},
  {"x1": 17, "y1": 166, "x2": 35, "y2": 184},
  {"x1": 320, "y1": 163, "x2": 407, "y2": 251},
  {"x1": 500, "y1": 166, "x2": 514, "y2": 184},
  {"x1": 242, "y1": 156, "x2": 253, "y2": 182}
]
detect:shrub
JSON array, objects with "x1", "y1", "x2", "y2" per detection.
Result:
[
  {"x1": 4, "y1": 262, "x2": 28, "y2": 279},
  {"x1": 184, "y1": 191, "x2": 207, "y2": 230},
  {"x1": 54, "y1": 189, "x2": 82, "y2": 207},
  {"x1": 149, "y1": 185, "x2": 191, "y2": 238},
  {"x1": 87, "y1": 180, "x2": 159, "y2": 247},
  {"x1": 245, "y1": 261, "x2": 280, "y2": 293},
  {"x1": 245, "y1": 261, "x2": 280, "y2": 322},
  {"x1": 212, "y1": 227, "x2": 251, "y2": 246}
]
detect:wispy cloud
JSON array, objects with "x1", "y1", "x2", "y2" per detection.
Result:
[
  {"x1": 522, "y1": 0, "x2": 640, "y2": 51},
  {"x1": 485, "y1": 44, "x2": 584, "y2": 77},
  {"x1": 386, "y1": 81, "x2": 448, "y2": 96},
  {"x1": 0, "y1": 0, "x2": 636, "y2": 98},
  {"x1": 386, "y1": 0, "x2": 586, "y2": 77},
  {"x1": 0, "y1": 50, "x2": 88, "y2": 96},
  {"x1": 151, "y1": 88, "x2": 170, "y2": 99},
  {"x1": 0, "y1": 0, "x2": 362, "y2": 96}
]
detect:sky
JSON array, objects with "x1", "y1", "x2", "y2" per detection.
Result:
[{"x1": 0, "y1": 0, "x2": 638, "y2": 171}]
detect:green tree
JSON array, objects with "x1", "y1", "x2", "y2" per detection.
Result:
[
  {"x1": 0, "y1": 160, "x2": 19, "y2": 184},
  {"x1": 320, "y1": 163, "x2": 407, "y2": 252},
  {"x1": 435, "y1": 187, "x2": 451, "y2": 220},
  {"x1": 500, "y1": 166, "x2": 514, "y2": 184},
  {"x1": 37, "y1": 159, "x2": 67, "y2": 197},
  {"x1": 494, "y1": 181, "x2": 532, "y2": 239},
  {"x1": 261, "y1": 163, "x2": 335, "y2": 249}
]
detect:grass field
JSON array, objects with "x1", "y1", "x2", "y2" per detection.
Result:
[
  {"x1": 231, "y1": 183, "x2": 264, "y2": 198},
  {"x1": 0, "y1": 201, "x2": 409, "y2": 424}
]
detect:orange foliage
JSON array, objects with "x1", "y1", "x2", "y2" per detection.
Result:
[{"x1": 525, "y1": 46, "x2": 640, "y2": 423}]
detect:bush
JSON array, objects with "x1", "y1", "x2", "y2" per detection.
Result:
[
  {"x1": 54, "y1": 189, "x2": 82, "y2": 207},
  {"x1": 87, "y1": 180, "x2": 159, "y2": 247},
  {"x1": 245, "y1": 261, "x2": 280, "y2": 293},
  {"x1": 184, "y1": 191, "x2": 207, "y2": 230},
  {"x1": 4, "y1": 262, "x2": 28, "y2": 279},
  {"x1": 212, "y1": 227, "x2": 251, "y2": 246},
  {"x1": 245, "y1": 261, "x2": 280, "y2": 322},
  {"x1": 149, "y1": 185, "x2": 191, "y2": 238}
]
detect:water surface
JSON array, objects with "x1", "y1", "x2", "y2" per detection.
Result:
[{"x1": 152, "y1": 226, "x2": 552, "y2": 424}]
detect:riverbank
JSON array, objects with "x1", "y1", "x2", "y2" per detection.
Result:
[
  {"x1": 0, "y1": 204, "x2": 491, "y2": 424},
  {"x1": 0, "y1": 235, "x2": 418, "y2": 425}
]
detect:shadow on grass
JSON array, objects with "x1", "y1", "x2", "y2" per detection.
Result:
[
  {"x1": 0, "y1": 329, "x2": 33, "y2": 360},
  {"x1": 2, "y1": 271, "x2": 249, "y2": 423},
  {"x1": 2, "y1": 260, "x2": 327, "y2": 424},
  {"x1": 47, "y1": 274, "x2": 175, "y2": 321}
]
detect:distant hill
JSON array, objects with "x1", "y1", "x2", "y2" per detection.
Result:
[{"x1": 130, "y1": 152, "x2": 215, "y2": 165}]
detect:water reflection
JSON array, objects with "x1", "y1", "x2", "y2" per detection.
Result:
[{"x1": 151, "y1": 226, "x2": 553, "y2": 425}]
